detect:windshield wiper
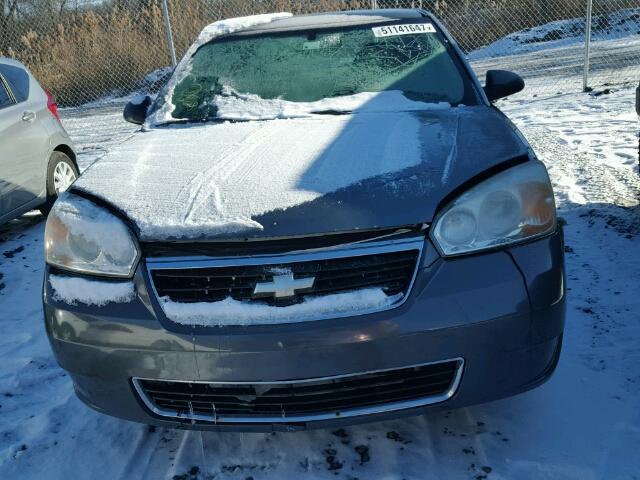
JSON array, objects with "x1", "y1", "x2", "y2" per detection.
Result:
[
  {"x1": 402, "y1": 90, "x2": 446, "y2": 103},
  {"x1": 311, "y1": 109, "x2": 352, "y2": 116},
  {"x1": 153, "y1": 117, "x2": 251, "y2": 128},
  {"x1": 152, "y1": 119, "x2": 193, "y2": 127}
]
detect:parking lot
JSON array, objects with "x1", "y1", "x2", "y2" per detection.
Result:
[{"x1": 0, "y1": 84, "x2": 638, "y2": 479}]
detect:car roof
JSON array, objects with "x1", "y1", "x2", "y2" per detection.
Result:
[
  {"x1": 0, "y1": 57, "x2": 28, "y2": 71},
  {"x1": 230, "y1": 9, "x2": 430, "y2": 36}
]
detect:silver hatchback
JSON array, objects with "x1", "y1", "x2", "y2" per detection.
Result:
[{"x1": 0, "y1": 57, "x2": 78, "y2": 224}]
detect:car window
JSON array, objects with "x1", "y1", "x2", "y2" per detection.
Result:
[
  {"x1": 163, "y1": 21, "x2": 479, "y2": 123},
  {"x1": 0, "y1": 64, "x2": 30, "y2": 102},
  {"x1": 0, "y1": 79, "x2": 13, "y2": 109}
]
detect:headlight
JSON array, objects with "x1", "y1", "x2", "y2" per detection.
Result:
[
  {"x1": 431, "y1": 161, "x2": 556, "y2": 256},
  {"x1": 45, "y1": 193, "x2": 140, "y2": 277}
]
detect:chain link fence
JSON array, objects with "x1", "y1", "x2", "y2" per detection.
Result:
[{"x1": 1, "y1": 0, "x2": 639, "y2": 142}]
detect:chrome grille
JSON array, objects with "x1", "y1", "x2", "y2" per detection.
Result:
[
  {"x1": 132, "y1": 359, "x2": 463, "y2": 425},
  {"x1": 147, "y1": 237, "x2": 423, "y2": 308}
]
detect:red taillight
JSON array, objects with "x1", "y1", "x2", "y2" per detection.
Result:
[{"x1": 46, "y1": 91, "x2": 61, "y2": 121}]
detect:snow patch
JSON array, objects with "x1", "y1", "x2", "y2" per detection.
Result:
[
  {"x1": 160, "y1": 288, "x2": 402, "y2": 326},
  {"x1": 149, "y1": 12, "x2": 292, "y2": 126},
  {"x1": 49, "y1": 275, "x2": 135, "y2": 306},
  {"x1": 75, "y1": 110, "x2": 426, "y2": 241},
  {"x1": 143, "y1": 66, "x2": 172, "y2": 86},
  {"x1": 213, "y1": 88, "x2": 451, "y2": 121}
]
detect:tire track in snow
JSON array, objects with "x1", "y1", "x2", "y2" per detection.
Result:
[
  {"x1": 119, "y1": 428, "x2": 182, "y2": 480},
  {"x1": 503, "y1": 89, "x2": 640, "y2": 208}
]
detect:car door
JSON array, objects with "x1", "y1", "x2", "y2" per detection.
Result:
[
  {"x1": 0, "y1": 76, "x2": 17, "y2": 217},
  {"x1": 0, "y1": 64, "x2": 49, "y2": 216}
]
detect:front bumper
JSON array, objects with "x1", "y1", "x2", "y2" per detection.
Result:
[{"x1": 44, "y1": 230, "x2": 565, "y2": 431}]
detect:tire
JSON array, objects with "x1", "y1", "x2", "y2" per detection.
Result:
[{"x1": 39, "y1": 151, "x2": 79, "y2": 216}]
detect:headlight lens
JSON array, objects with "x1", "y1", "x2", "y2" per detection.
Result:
[
  {"x1": 431, "y1": 161, "x2": 556, "y2": 256},
  {"x1": 45, "y1": 193, "x2": 140, "y2": 277}
]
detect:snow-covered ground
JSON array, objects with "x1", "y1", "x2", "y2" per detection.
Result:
[
  {"x1": 470, "y1": 8, "x2": 640, "y2": 60},
  {"x1": 469, "y1": 8, "x2": 640, "y2": 94},
  {"x1": 61, "y1": 102, "x2": 137, "y2": 171},
  {"x1": 471, "y1": 34, "x2": 640, "y2": 96},
  {"x1": 1, "y1": 83, "x2": 638, "y2": 479}
]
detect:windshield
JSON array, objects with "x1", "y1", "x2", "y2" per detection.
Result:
[{"x1": 161, "y1": 21, "x2": 479, "y2": 123}]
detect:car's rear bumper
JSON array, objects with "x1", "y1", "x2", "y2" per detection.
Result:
[{"x1": 44, "y1": 230, "x2": 565, "y2": 432}]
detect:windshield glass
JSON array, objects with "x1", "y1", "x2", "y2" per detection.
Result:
[{"x1": 162, "y1": 21, "x2": 479, "y2": 123}]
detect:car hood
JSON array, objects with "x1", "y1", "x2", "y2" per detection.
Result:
[{"x1": 72, "y1": 105, "x2": 528, "y2": 241}]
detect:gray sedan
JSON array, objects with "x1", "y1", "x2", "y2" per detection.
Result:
[
  {"x1": 43, "y1": 9, "x2": 565, "y2": 431},
  {"x1": 0, "y1": 57, "x2": 77, "y2": 224}
]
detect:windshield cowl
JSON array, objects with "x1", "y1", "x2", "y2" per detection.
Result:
[
  {"x1": 148, "y1": 90, "x2": 454, "y2": 126},
  {"x1": 209, "y1": 89, "x2": 451, "y2": 122}
]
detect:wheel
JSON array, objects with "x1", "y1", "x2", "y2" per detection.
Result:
[{"x1": 39, "y1": 151, "x2": 79, "y2": 215}]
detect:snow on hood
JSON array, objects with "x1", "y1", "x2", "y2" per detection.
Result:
[
  {"x1": 149, "y1": 12, "x2": 292, "y2": 126},
  {"x1": 73, "y1": 105, "x2": 528, "y2": 241},
  {"x1": 211, "y1": 88, "x2": 451, "y2": 121},
  {"x1": 73, "y1": 107, "x2": 428, "y2": 241}
]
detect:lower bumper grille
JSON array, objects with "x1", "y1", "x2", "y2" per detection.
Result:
[{"x1": 132, "y1": 359, "x2": 463, "y2": 424}]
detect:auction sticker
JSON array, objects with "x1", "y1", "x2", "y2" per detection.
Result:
[{"x1": 372, "y1": 23, "x2": 436, "y2": 37}]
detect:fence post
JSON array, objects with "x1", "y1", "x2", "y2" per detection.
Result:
[
  {"x1": 161, "y1": 0, "x2": 178, "y2": 67},
  {"x1": 583, "y1": 0, "x2": 593, "y2": 91}
]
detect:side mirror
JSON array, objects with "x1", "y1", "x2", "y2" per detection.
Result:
[
  {"x1": 123, "y1": 95, "x2": 151, "y2": 125},
  {"x1": 484, "y1": 70, "x2": 525, "y2": 102}
]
